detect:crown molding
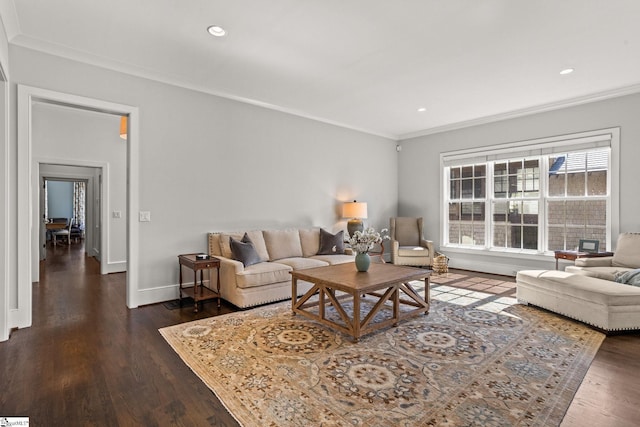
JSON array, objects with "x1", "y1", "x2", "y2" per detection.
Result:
[
  {"x1": 399, "y1": 83, "x2": 640, "y2": 141},
  {"x1": 10, "y1": 34, "x2": 397, "y2": 141}
]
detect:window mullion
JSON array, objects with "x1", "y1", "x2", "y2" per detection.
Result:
[{"x1": 486, "y1": 162, "x2": 493, "y2": 249}]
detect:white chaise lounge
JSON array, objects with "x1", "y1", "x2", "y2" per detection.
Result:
[{"x1": 516, "y1": 269, "x2": 640, "y2": 332}]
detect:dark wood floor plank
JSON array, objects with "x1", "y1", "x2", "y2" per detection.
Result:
[{"x1": 1, "y1": 243, "x2": 638, "y2": 426}]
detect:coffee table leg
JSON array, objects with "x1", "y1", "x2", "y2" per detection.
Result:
[
  {"x1": 393, "y1": 285, "x2": 400, "y2": 326},
  {"x1": 291, "y1": 277, "x2": 297, "y2": 315},
  {"x1": 353, "y1": 292, "x2": 361, "y2": 342}
]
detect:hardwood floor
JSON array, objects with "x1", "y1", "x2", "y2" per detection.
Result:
[{"x1": 1, "y1": 244, "x2": 638, "y2": 426}]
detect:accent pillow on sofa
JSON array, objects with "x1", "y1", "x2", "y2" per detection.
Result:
[
  {"x1": 318, "y1": 228, "x2": 345, "y2": 255},
  {"x1": 220, "y1": 230, "x2": 269, "y2": 261},
  {"x1": 614, "y1": 269, "x2": 640, "y2": 287},
  {"x1": 230, "y1": 233, "x2": 261, "y2": 267},
  {"x1": 612, "y1": 233, "x2": 640, "y2": 268}
]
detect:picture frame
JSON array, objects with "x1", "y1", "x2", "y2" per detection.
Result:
[{"x1": 578, "y1": 239, "x2": 599, "y2": 253}]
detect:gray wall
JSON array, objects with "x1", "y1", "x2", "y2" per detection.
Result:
[
  {"x1": 8, "y1": 45, "x2": 398, "y2": 306},
  {"x1": 398, "y1": 92, "x2": 640, "y2": 275}
]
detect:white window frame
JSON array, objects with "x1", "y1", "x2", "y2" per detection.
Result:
[{"x1": 440, "y1": 128, "x2": 620, "y2": 257}]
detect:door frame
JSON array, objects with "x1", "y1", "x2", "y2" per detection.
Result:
[
  {"x1": 39, "y1": 167, "x2": 100, "y2": 263},
  {"x1": 16, "y1": 84, "x2": 140, "y2": 331}
]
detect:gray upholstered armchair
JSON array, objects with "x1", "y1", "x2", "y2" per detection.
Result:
[{"x1": 389, "y1": 217, "x2": 435, "y2": 267}]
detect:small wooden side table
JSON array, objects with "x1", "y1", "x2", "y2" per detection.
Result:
[
  {"x1": 178, "y1": 254, "x2": 221, "y2": 313},
  {"x1": 554, "y1": 250, "x2": 614, "y2": 270}
]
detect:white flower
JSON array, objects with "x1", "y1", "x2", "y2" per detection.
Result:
[{"x1": 347, "y1": 227, "x2": 389, "y2": 254}]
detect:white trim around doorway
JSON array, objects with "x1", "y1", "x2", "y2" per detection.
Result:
[{"x1": 15, "y1": 84, "x2": 140, "y2": 331}]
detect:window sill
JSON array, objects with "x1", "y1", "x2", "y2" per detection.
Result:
[{"x1": 440, "y1": 245, "x2": 554, "y2": 261}]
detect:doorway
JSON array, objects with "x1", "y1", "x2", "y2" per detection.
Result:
[
  {"x1": 40, "y1": 173, "x2": 97, "y2": 261},
  {"x1": 14, "y1": 85, "x2": 140, "y2": 334}
]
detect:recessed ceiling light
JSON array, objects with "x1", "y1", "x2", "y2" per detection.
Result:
[
  {"x1": 417, "y1": 107, "x2": 427, "y2": 112},
  {"x1": 207, "y1": 25, "x2": 227, "y2": 37},
  {"x1": 559, "y1": 68, "x2": 574, "y2": 75}
]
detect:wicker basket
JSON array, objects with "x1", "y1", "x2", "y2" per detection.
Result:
[{"x1": 432, "y1": 254, "x2": 449, "y2": 274}]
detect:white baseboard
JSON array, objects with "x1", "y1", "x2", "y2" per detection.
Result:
[
  {"x1": 104, "y1": 260, "x2": 127, "y2": 274},
  {"x1": 448, "y1": 259, "x2": 522, "y2": 277},
  {"x1": 8, "y1": 308, "x2": 23, "y2": 329},
  {"x1": 135, "y1": 280, "x2": 211, "y2": 306}
]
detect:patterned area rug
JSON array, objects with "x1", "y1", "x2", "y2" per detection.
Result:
[{"x1": 160, "y1": 286, "x2": 604, "y2": 427}]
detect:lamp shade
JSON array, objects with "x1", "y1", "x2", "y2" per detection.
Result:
[
  {"x1": 342, "y1": 201, "x2": 368, "y2": 219},
  {"x1": 119, "y1": 116, "x2": 127, "y2": 140}
]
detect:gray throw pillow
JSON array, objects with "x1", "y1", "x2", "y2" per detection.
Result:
[
  {"x1": 230, "y1": 233, "x2": 261, "y2": 267},
  {"x1": 318, "y1": 228, "x2": 345, "y2": 255}
]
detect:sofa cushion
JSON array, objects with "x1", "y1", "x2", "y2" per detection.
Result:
[
  {"x1": 219, "y1": 232, "x2": 244, "y2": 258},
  {"x1": 236, "y1": 262, "x2": 292, "y2": 289},
  {"x1": 394, "y1": 218, "x2": 420, "y2": 246},
  {"x1": 263, "y1": 229, "x2": 303, "y2": 261},
  {"x1": 318, "y1": 228, "x2": 345, "y2": 255},
  {"x1": 311, "y1": 254, "x2": 355, "y2": 265},
  {"x1": 565, "y1": 266, "x2": 632, "y2": 281},
  {"x1": 398, "y1": 246, "x2": 430, "y2": 257},
  {"x1": 275, "y1": 257, "x2": 328, "y2": 270},
  {"x1": 230, "y1": 234, "x2": 261, "y2": 267},
  {"x1": 299, "y1": 228, "x2": 320, "y2": 258},
  {"x1": 612, "y1": 233, "x2": 640, "y2": 269}
]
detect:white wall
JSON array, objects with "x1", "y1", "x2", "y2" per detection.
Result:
[
  {"x1": 32, "y1": 103, "x2": 127, "y2": 273},
  {"x1": 398, "y1": 92, "x2": 640, "y2": 275},
  {"x1": 9, "y1": 45, "x2": 397, "y2": 306},
  {"x1": 0, "y1": 14, "x2": 9, "y2": 341}
]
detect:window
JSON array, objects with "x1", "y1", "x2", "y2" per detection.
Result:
[
  {"x1": 546, "y1": 151, "x2": 608, "y2": 251},
  {"x1": 441, "y1": 129, "x2": 618, "y2": 254},
  {"x1": 448, "y1": 165, "x2": 485, "y2": 245}
]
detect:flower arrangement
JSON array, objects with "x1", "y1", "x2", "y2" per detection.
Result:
[{"x1": 347, "y1": 227, "x2": 389, "y2": 254}]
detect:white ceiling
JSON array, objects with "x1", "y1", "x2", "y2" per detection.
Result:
[{"x1": 3, "y1": 0, "x2": 640, "y2": 139}]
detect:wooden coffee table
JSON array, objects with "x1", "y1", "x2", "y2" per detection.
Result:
[{"x1": 290, "y1": 263, "x2": 431, "y2": 342}]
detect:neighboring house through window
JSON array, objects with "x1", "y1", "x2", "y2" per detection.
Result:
[{"x1": 441, "y1": 128, "x2": 619, "y2": 255}]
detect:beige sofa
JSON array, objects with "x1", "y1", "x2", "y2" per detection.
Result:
[
  {"x1": 208, "y1": 228, "x2": 354, "y2": 308},
  {"x1": 565, "y1": 233, "x2": 640, "y2": 280}
]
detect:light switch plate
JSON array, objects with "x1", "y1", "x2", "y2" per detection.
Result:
[
  {"x1": 139, "y1": 211, "x2": 151, "y2": 222},
  {"x1": 112, "y1": 211, "x2": 122, "y2": 219}
]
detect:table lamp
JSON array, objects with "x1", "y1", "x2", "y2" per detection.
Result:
[{"x1": 342, "y1": 200, "x2": 368, "y2": 237}]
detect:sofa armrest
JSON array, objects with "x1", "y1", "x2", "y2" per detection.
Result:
[
  {"x1": 212, "y1": 256, "x2": 245, "y2": 291},
  {"x1": 391, "y1": 240, "x2": 400, "y2": 264},
  {"x1": 421, "y1": 239, "x2": 435, "y2": 265},
  {"x1": 421, "y1": 239, "x2": 434, "y2": 252},
  {"x1": 574, "y1": 256, "x2": 613, "y2": 267}
]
